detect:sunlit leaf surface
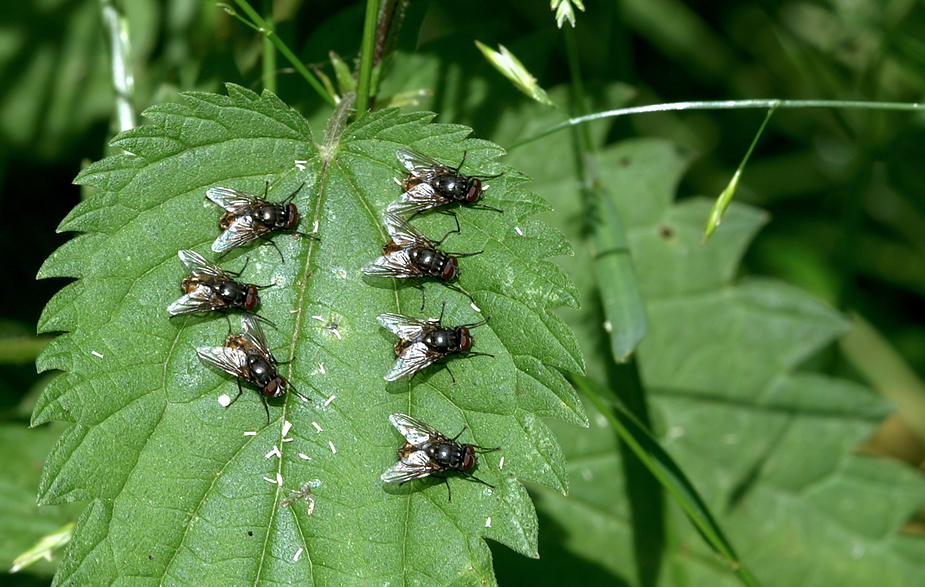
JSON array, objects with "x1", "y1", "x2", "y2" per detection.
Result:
[{"x1": 34, "y1": 85, "x2": 584, "y2": 586}]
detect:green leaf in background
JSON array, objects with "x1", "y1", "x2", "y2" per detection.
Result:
[
  {"x1": 1, "y1": 422, "x2": 83, "y2": 577},
  {"x1": 33, "y1": 85, "x2": 585, "y2": 585},
  {"x1": 505, "y1": 126, "x2": 925, "y2": 585}
]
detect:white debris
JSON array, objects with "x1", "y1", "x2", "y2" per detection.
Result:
[
  {"x1": 312, "y1": 422, "x2": 324, "y2": 433},
  {"x1": 328, "y1": 441, "x2": 337, "y2": 454},
  {"x1": 322, "y1": 395, "x2": 336, "y2": 407},
  {"x1": 298, "y1": 453, "x2": 312, "y2": 460},
  {"x1": 91, "y1": 350, "x2": 104, "y2": 359},
  {"x1": 293, "y1": 547, "x2": 304, "y2": 561},
  {"x1": 327, "y1": 324, "x2": 342, "y2": 340},
  {"x1": 265, "y1": 446, "x2": 282, "y2": 459},
  {"x1": 282, "y1": 420, "x2": 293, "y2": 437},
  {"x1": 218, "y1": 394, "x2": 232, "y2": 407}
]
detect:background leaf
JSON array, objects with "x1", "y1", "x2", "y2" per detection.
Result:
[
  {"x1": 0, "y1": 421, "x2": 83, "y2": 577},
  {"x1": 500, "y1": 118, "x2": 925, "y2": 585},
  {"x1": 33, "y1": 85, "x2": 583, "y2": 586}
]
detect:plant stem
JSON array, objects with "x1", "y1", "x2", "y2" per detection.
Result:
[
  {"x1": 230, "y1": 0, "x2": 336, "y2": 107},
  {"x1": 574, "y1": 376, "x2": 762, "y2": 587},
  {"x1": 509, "y1": 98, "x2": 925, "y2": 149},
  {"x1": 261, "y1": 0, "x2": 276, "y2": 93},
  {"x1": 100, "y1": 0, "x2": 136, "y2": 133},
  {"x1": 355, "y1": 0, "x2": 381, "y2": 114}
]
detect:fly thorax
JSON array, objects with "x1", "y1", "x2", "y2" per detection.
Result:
[
  {"x1": 256, "y1": 205, "x2": 282, "y2": 225},
  {"x1": 248, "y1": 355, "x2": 274, "y2": 385},
  {"x1": 409, "y1": 247, "x2": 444, "y2": 274},
  {"x1": 423, "y1": 329, "x2": 456, "y2": 351},
  {"x1": 430, "y1": 442, "x2": 461, "y2": 466},
  {"x1": 218, "y1": 281, "x2": 244, "y2": 302},
  {"x1": 434, "y1": 174, "x2": 463, "y2": 198}
]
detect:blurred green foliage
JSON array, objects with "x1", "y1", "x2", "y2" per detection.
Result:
[{"x1": 4, "y1": 0, "x2": 925, "y2": 584}]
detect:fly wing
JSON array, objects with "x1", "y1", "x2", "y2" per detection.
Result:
[
  {"x1": 167, "y1": 286, "x2": 221, "y2": 315},
  {"x1": 206, "y1": 186, "x2": 261, "y2": 213},
  {"x1": 196, "y1": 345, "x2": 249, "y2": 380},
  {"x1": 211, "y1": 215, "x2": 266, "y2": 253},
  {"x1": 177, "y1": 249, "x2": 229, "y2": 280},
  {"x1": 362, "y1": 250, "x2": 422, "y2": 278},
  {"x1": 239, "y1": 314, "x2": 273, "y2": 358},
  {"x1": 389, "y1": 413, "x2": 445, "y2": 446},
  {"x1": 380, "y1": 448, "x2": 436, "y2": 483},
  {"x1": 383, "y1": 341, "x2": 439, "y2": 381},
  {"x1": 380, "y1": 212, "x2": 427, "y2": 247},
  {"x1": 384, "y1": 184, "x2": 449, "y2": 217},
  {"x1": 376, "y1": 313, "x2": 432, "y2": 341},
  {"x1": 396, "y1": 148, "x2": 449, "y2": 176}
]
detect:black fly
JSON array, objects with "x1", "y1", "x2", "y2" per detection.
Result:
[
  {"x1": 381, "y1": 413, "x2": 499, "y2": 501},
  {"x1": 385, "y1": 148, "x2": 503, "y2": 217},
  {"x1": 196, "y1": 314, "x2": 309, "y2": 423},
  {"x1": 376, "y1": 304, "x2": 492, "y2": 381},
  {"x1": 362, "y1": 213, "x2": 480, "y2": 309},
  {"x1": 207, "y1": 183, "x2": 307, "y2": 262},
  {"x1": 167, "y1": 249, "x2": 273, "y2": 323}
]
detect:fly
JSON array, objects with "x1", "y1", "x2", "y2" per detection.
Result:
[
  {"x1": 362, "y1": 213, "x2": 481, "y2": 309},
  {"x1": 381, "y1": 413, "x2": 499, "y2": 501},
  {"x1": 385, "y1": 148, "x2": 503, "y2": 217},
  {"x1": 196, "y1": 314, "x2": 309, "y2": 424},
  {"x1": 376, "y1": 303, "x2": 492, "y2": 381},
  {"x1": 207, "y1": 183, "x2": 310, "y2": 262},
  {"x1": 167, "y1": 249, "x2": 273, "y2": 324}
]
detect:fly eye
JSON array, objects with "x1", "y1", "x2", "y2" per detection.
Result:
[
  {"x1": 245, "y1": 289, "x2": 258, "y2": 310},
  {"x1": 441, "y1": 258, "x2": 459, "y2": 281},
  {"x1": 266, "y1": 377, "x2": 287, "y2": 398},
  {"x1": 462, "y1": 450, "x2": 476, "y2": 471},
  {"x1": 287, "y1": 204, "x2": 300, "y2": 228},
  {"x1": 458, "y1": 327, "x2": 472, "y2": 352},
  {"x1": 465, "y1": 179, "x2": 482, "y2": 203}
]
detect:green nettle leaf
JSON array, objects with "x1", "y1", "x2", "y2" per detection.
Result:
[
  {"x1": 506, "y1": 134, "x2": 925, "y2": 586},
  {"x1": 33, "y1": 84, "x2": 585, "y2": 586}
]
